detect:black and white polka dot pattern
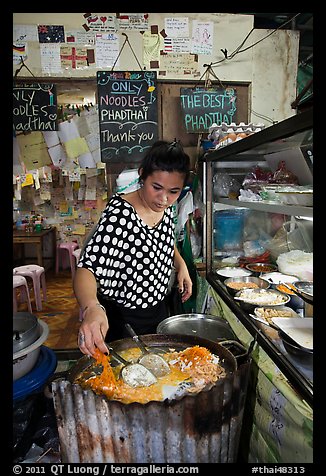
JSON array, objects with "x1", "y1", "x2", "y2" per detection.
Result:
[{"x1": 78, "y1": 194, "x2": 175, "y2": 309}]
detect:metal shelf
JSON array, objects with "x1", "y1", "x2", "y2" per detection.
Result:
[
  {"x1": 203, "y1": 111, "x2": 313, "y2": 408},
  {"x1": 216, "y1": 198, "x2": 313, "y2": 218},
  {"x1": 204, "y1": 108, "x2": 313, "y2": 162}
]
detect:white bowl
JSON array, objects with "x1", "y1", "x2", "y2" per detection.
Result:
[
  {"x1": 216, "y1": 267, "x2": 252, "y2": 279},
  {"x1": 235, "y1": 288, "x2": 290, "y2": 311},
  {"x1": 13, "y1": 319, "x2": 49, "y2": 381}
]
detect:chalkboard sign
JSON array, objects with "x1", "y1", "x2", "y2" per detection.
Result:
[
  {"x1": 13, "y1": 83, "x2": 58, "y2": 131},
  {"x1": 97, "y1": 71, "x2": 158, "y2": 164},
  {"x1": 180, "y1": 87, "x2": 237, "y2": 133}
]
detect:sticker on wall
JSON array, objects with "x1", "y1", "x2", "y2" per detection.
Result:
[
  {"x1": 38, "y1": 25, "x2": 65, "y2": 43},
  {"x1": 191, "y1": 20, "x2": 213, "y2": 55},
  {"x1": 118, "y1": 13, "x2": 149, "y2": 30},
  {"x1": 82, "y1": 13, "x2": 118, "y2": 32},
  {"x1": 13, "y1": 43, "x2": 28, "y2": 65},
  {"x1": 142, "y1": 31, "x2": 161, "y2": 69},
  {"x1": 60, "y1": 45, "x2": 88, "y2": 69}
]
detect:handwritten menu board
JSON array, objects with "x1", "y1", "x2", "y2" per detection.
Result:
[
  {"x1": 13, "y1": 83, "x2": 58, "y2": 131},
  {"x1": 97, "y1": 71, "x2": 158, "y2": 164},
  {"x1": 180, "y1": 87, "x2": 237, "y2": 133}
]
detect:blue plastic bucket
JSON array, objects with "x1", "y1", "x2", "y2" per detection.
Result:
[
  {"x1": 13, "y1": 346, "x2": 57, "y2": 401},
  {"x1": 214, "y1": 210, "x2": 245, "y2": 251}
]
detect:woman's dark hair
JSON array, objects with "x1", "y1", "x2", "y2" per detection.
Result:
[{"x1": 138, "y1": 140, "x2": 190, "y2": 185}]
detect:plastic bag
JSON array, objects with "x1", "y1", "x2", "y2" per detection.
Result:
[
  {"x1": 272, "y1": 160, "x2": 298, "y2": 184},
  {"x1": 213, "y1": 173, "x2": 241, "y2": 198},
  {"x1": 242, "y1": 165, "x2": 273, "y2": 192},
  {"x1": 13, "y1": 391, "x2": 60, "y2": 463}
]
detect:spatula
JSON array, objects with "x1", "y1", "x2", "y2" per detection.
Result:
[
  {"x1": 108, "y1": 346, "x2": 158, "y2": 388},
  {"x1": 124, "y1": 324, "x2": 171, "y2": 377}
]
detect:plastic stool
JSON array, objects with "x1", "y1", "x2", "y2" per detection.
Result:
[
  {"x1": 13, "y1": 275, "x2": 32, "y2": 313},
  {"x1": 13, "y1": 265, "x2": 47, "y2": 312},
  {"x1": 72, "y1": 248, "x2": 83, "y2": 320},
  {"x1": 72, "y1": 248, "x2": 81, "y2": 264},
  {"x1": 56, "y1": 242, "x2": 79, "y2": 277}
]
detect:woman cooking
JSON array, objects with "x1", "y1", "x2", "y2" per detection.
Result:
[{"x1": 74, "y1": 140, "x2": 193, "y2": 356}]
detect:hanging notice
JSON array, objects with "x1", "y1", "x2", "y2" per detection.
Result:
[
  {"x1": 13, "y1": 83, "x2": 58, "y2": 132},
  {"x1": 97, "y1": 71, "x2": 158, "y2": 163},
  {"x1": 180, "y1": 87, "x2": 237, "y2": 133}
]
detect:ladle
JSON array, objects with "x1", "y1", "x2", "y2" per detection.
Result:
[
  {"x1": 125, "y1": 324, "x2": 171, "y2": 377},
  {"x1": 108, "y1": 346, "x2": 157, "y2": 388}
]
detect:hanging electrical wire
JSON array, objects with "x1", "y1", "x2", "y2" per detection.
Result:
[{"x1": 210, "y1": 13, "x2": 302, "y2": 66}]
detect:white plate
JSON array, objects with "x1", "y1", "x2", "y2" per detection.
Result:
[
  {"x1": 271, "y1": 317, "x2": 313, "y2": 349},
  {"x1": 254, "y1": 306, "x2": 299, "y2": 320},
  {"x1": 260, "y1": 272, "x2": 298, "y2": 284}
]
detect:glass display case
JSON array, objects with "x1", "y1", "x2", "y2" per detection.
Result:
[{"x1": 203, "y1": 108, "x2": 313, "y2": 406}]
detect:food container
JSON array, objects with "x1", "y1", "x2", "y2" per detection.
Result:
[
  {"x1": 245, "y1": 262, "x2": 278, "y2": 276},
  {"x1": 224, "y1": 276, "x2": 270, "y2": 296},
  {"x1": 274, "y1": 187, "x2": 313, "y2": 206},
  {"x1": 235, "y1": 288, "x2": 290, "y2": 312},
  {"x1": 156, "y1": 313, "x2": 236, "y2": 341},
  {"x1": 52, "y1": 333, "x2": 251, "y2": 463},
  {"x1": 216, "y1": 266, "x2": 252, "y2": 280},
  {"x1": 13, "y1": 319, "x2": 49, "y2": 380}
]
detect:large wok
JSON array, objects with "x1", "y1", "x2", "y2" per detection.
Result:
[{"x1": 67, "y1": 333, "x2": 238, "y2": 391}]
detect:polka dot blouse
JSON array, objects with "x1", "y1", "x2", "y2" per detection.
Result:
[{"x1": 78, "y1": 194, "x2": 175, "y2": 309}]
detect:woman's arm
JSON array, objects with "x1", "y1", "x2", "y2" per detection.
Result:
[
  {"x1": 173, "y1": 244, "x2": 193, "y2": 303},
  {"x1": 73, "y1": 267, "x2": 109, "y2": 356}
]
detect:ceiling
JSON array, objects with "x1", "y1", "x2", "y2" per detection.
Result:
[{"x1": 242, "y1": 12, "x2": 313, "y2": 66}]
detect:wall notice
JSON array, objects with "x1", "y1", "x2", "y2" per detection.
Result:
[
  {"x1": 97, "y1": 71, "x2": 158, "y2": 163},
  {"x1": 13, "y1": 83, "x2": 58, "y2": 132},
  {"x1": 180, "y1": 87, "x2": 237, "y2": 133}
]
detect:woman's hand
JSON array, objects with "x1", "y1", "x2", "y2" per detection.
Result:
[
  {"x1": 176, "y1": 265, "x2": 193, "y2": 303},
  {"x1": 78, "y1": 305, "x2": 109, "y2": 356},
  {"x1": 173, "y1": 244, "x2": 193, "y2": 302}
]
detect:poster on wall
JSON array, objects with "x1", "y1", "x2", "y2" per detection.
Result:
[
  {"x1": 180, "y1": 87, "x2": 237, "y2": 133},
  {"x1": 97, "y1": 71, "x2": 158, "y2": 164},
  {"x1": 13, "y1": 83, "x2": 58, "y2": 132}
]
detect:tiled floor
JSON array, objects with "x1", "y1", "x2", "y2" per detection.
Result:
[{"x1": 16, "y1": 268, "x2": 80, "y2": 350}]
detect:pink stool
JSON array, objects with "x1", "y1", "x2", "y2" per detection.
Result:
[
  {"x1": 13, "y1": 275, "x2": 32, "y2": 313},
  {"x1": 72, "y1": 248, "x2": 83, "y2": 320},
  {"x1": 56, "y1": 242, "x2": 79, "y2": 277},
  {"x1": 72, "y1": 248, "x2": 81, "y2": 264},
  {"x1": 13, "y1": 265, "x2": 47, "y2": 312}
]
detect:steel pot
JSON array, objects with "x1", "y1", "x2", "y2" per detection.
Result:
[
  {"x1": 292, "y1": 281, "x2": 313, "y2": 304},
  {"x1": 13, "y1": 319, "x2": 49, "y2": 381},
  {"x1": 278, "y1": 330, "x2": 313, "y2": 365},
  {"x1": 13, "y1": 312, "x2": 40, "y2": 353},
  {"x1": 156, "y1": 313, "x2": 237, "y2": 342}
]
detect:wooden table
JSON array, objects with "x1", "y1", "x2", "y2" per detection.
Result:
[{"x1": 13, "y1": 226, "x2": 57, "y2": 270}]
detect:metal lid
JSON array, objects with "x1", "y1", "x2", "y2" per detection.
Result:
[
  {"x1": 13, "y1": 312, "x2": 40, "y2": 353},
  {"x1": 156, "y1": 313, "x2": 236, "y2": 342}
]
